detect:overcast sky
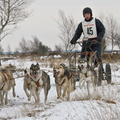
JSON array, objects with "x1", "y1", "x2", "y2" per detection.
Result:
[{"x1": 1, "y1": 0, "x2": 120, "y2": 51}]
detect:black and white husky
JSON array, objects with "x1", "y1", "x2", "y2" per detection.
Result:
[
  {"x1": 28, "y1": 63, "x2": 51, "y2": 103},
  {"x1": 78, "y1": 57, "x2": 97, "y2": 99}
]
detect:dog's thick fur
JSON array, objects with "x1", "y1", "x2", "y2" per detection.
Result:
[
  {"x1": 53, "y1": 63, "x2": 75, "y2": 101},
  {"x1": 0, "y1": 68, "x2": 16, "y2": 105},
  {"x1": 26, "y1": 63, "x2": 51, "y2": 103},
  {"x1": 78, "y1": 57, "x2": 97, "y2": 99}
]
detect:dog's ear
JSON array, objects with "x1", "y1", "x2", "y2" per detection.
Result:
[
  {"x1": 24, "y1": 70, "x2": 27, "y2": 74},
  {"x1": 36, "y1": 63, "x2": 39, "y2": 66},
  {"x1": 31, "y1": 64, "x2": 34, "y2": 67},
  {"x1": 78, "y1": 65, "x2": 81, "y2": 71},
  {"x1": 36, "y1": 63, "x2": 40, "y2": 70},
  {"x1": 30, "y1": 64, "x2": 34, "y2": 69}
]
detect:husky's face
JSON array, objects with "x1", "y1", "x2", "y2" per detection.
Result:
[
  {"x1": 24, "y1": 69, "x2": 30, "y2": 79},
  {"x1": 30, "y1": 63, "x2": 40, "y2": 78},
  {"x1": 78, "y1": 57, "x2": 87, "y2": 71},
  {"x1": 54, "y1": 64, "x2": 64, "y2": 78},
  {"x1": 53, "y1": 65, "x2": 59, "y2": 78}
]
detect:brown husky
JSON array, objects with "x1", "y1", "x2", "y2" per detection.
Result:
[
  {"x1": 0, "y1": 68, "x2": 16, "y2": 105},
  {"x1": 53, "y1": 63, "x2": 75, "y2": 101}
]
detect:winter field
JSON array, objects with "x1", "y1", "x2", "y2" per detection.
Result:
[{"x1": 0, "y1": 53, "x2": 120, "y2": 120}]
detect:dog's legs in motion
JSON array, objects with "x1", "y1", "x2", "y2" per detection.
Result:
[
  {"x1": 62, "y1": 85, "x2": 68, "y2": 98},
  {"x1": 79, "y1": 78, "x2": 83, "y2": 89},
  {"x1": 36, "y1": 87, "x2": 42, "y2": 104},
  {"x1": 87, "y1": 81, "x2": 91, "y2": 100},
  {"x1": 67, "y1": 80, "x2": 71, "y2": 101},
  {"x1": 12, "y1": 80, "x2": 16, "y2": 97},
  {"x1": 8, "y1": 79, "x2": 16, "y2": 98},
  {"x1": 11, "y1": 85, "x2": 16, "y2": 98},
  {"x1": 4, "y1": 91, "x2": 8, "y2": 105},
  {"x1": 28, "y1": 82, "x2": 38, "y2": 103},
  {"x1": 44, "y1": 83, "x2": 48, "y2": 103},
  {"x1": 92, "y1": 77, "x2": 97, "y2": 97},
  {"x1": 56, "y1": 84, "x2": 61, "y2": 99},
  {"x1": 0, "y1": 91, "x2": 3, "y2": 106},
  {"x1": 23, "y1": 82, "x2": 30, "y2": 98}
]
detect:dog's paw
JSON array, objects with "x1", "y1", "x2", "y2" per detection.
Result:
[
  {"x1": 79, "y1": 85, "x2": 82, "y2": 89},
  {"x1": 35, "y1": 100, "x2": 40, "y2": 104},
  {"x1": 60, "y1": 97, "x2": 64, "y2": 101},
  {"x1": 28, "y1": 96, "x2": 31, "y2": 101},
  {"x1": 88, "y1": 95, "x2": 92, "y2": 100},
  {"x1": 13, "y1": 94, "x2": 16, "y2": 98},
  {"x1": 67, "y1": 98, "x2": 70, "y2": 101}
]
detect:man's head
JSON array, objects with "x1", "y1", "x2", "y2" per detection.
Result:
[{"x1": 83, "y1": 7, "x2": 92, "y2": 20}]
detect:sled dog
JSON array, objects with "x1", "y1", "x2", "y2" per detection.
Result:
[
  {"x1": 0, "y1": 68, "x2": 16, "y2": 106},
  {"x1": 78, "y1": 57, "x2": 97, "y2": 99},
  {"x1": 53, "y1": 63, "x2": 75, "y2": 101},
  {"x1": 28, "y1": 63, "x2": 51, "y2": 103}
]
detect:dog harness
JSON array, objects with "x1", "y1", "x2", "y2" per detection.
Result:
[
  {"x1": 35, "y1": 80, "x2": 41, "y2": 87},
  {"x1": 60, "y1": 64, "x2": 72, "y2": 80},
  {"x1": 0, "y1": 72, "x2": 7, "y2": 90},
  {"x1": 55, "y1": 77, "x2": 65, "y2": 86},
  {"x1": 84, "y1": 73, "x2": 88, "y2": 77},
  {"x1": 27, "y1": 83, "x2": 31, "y2": 90},
  {"x1": 30, "y1": 73, "x2": 43, "y2": 88}
]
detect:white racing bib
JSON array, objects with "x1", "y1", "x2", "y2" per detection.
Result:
[{"x1": 82, "y1": 18, "x2": 97, "y2": 39}]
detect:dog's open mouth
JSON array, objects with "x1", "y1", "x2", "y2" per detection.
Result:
[
  {"x1": 81, "y1": 65, "x2": 84, "y2": 69},
  {"x1": 56, "y1": 71, "x2": 60, "y2": 76},
  {"x1": 27, "y1": 74, "x2": 30, "y2": 79},
  {"x1": 33, "y1": 74, "x2": 37, "y2": 78}
]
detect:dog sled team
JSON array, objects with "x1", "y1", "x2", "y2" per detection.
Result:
[{"x1": 0, "y1": 56, "x2": 103, "y2": 106}]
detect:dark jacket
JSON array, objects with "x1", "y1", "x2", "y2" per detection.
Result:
[{"x1": 72, "y1": 17, "x2": 105, "y2": 42}]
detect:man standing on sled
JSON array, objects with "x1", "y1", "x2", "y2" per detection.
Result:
[{"x1": 70, "y1": 7, "x2": 105, "y2": 73}]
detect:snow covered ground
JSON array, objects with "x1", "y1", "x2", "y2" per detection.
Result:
[{"x1": 0, "y1": 56, "x2": 120, "y2": 120}]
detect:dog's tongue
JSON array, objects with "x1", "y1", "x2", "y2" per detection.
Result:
[
  {"x1": 27, "y1": 75, "x2": 30, "y2": 79},
  {"x1": 56, "y1": 71, "x2": 60, "y2": 76},
  {"x1": 34, "y1": 74, "x2": 37, "y2": 78},
  {"x1": 81, "y1": 66, "x2": 84, "y2": 69}
]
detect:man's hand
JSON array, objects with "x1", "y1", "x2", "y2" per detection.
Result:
[
  {"x1": 92, "y1": 40, "x2": 97, "y2": 44},
  {"x1": 70, "y1": 39, "x2": 76, "y2": 44}
]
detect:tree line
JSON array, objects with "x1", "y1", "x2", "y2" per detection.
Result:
[{"x1": 0, "y1": 36, "x2": 51, "y2": 54}]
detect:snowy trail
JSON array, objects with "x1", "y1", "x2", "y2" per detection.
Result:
[{"x1": 0, "y1": 59, "x2": 120, "y2": 120}]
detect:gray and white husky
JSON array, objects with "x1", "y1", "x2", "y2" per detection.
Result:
[
  {"x1": 78, "y1": 57, "x2": 97, "y2": 99},
  {"x1": 28, "y1": 63, "x2": 51, "y2": 103}
]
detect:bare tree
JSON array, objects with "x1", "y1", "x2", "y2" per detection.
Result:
[
  {"x1": 97, "y1": 12, "x2": 108, "y2": 55},
  {"x1": 115, "y1": 34, "x2": 120, "y2": 49},
  {"x1": 56, "y1": 9, "x2": 77, "y2": 54},
  {"x1": 105, "y1": 13, "x2": 119, "y2": 52},
  {"x1": 0, "y1": 0, "x2": 35, "y2": 41},
  {"x1": 54, "y1": 44, "x2": 62, "y2": 52},
  {"x1": 14, "y1": 47, "x2": 20, "y2": 54},
  {"x1": 29, "y1": 36, "x2": 40, "y2": 53},
  {"x1": 19, "y1": 37, "x2": 29, "y2": 52}
]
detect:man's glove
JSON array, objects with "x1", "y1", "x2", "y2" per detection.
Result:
[{"x1": 70, "y1": 38, "x2": 76, "y2": 44}]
